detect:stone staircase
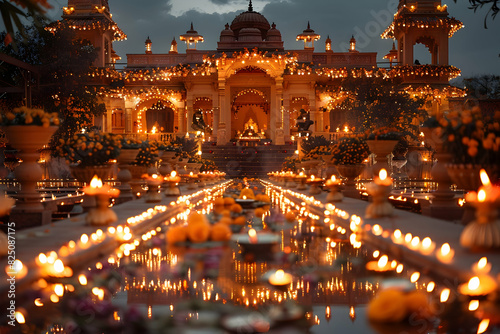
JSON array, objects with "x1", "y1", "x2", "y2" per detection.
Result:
[{"x1": 201, "y1": 143, "x2": 296, "y2": 178}]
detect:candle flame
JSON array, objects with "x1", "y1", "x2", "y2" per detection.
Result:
[
  {"x1": 468, "y1": 276, "x2": 480, "y2": 290},
  {"x1": 478, "y1": 189, "x2": 486, "y2": 202},
  {"x1": 480, "y1": 169, "x2": 490, "y2": 186},
  {"x1": 469, "y1": 300, "x2": 479, "y2": 311},
  {"x1": 54, "y1": 259, "x2": 64, "y2": 273},
  {"x1": 478, "y1": 257, "x2": 488, "y2": 269},
  {"x1": 248, "y1": 229, "x2": 256, "y2": 238},
  {"x1": 311, "y1": 175, "x2": 315, "y2": 180},
  {"x1": 441, "y1": 243, "x2": 451, "y2": 256},
  {"x1": 275, "y1": 269, "x2": 284, "y2": 279},
  {"x1": 379, "y1": 169, "x2": 388, "y2": 181},
  {"x1": 422, "y1": 237, "x2": 432, "y2": 248},
  {"x1": 440, "y1": 288, "x2": 450, "y2": 302},
  {"x1": 331, "y1": 175, "x2": 336, "y2": 182},
  {"x1": 478, "y1": 319, "x2": 490, "y2": 334},
  {"x1": 170, "y1": 171, "x2": 177, "y2": 177},
  {"x1": 377, "y1": 255, "x2": 388, "y2": 268},
  {"x1": 90, "y1": 175, "x2": 103, "y2": 188}
]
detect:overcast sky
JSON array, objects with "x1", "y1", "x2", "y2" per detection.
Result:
[{"x1": 46, "y1": 0, "x2": 499, "y2": 80}]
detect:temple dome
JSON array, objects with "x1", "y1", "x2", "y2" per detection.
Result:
[
  {"x1": 230, "y1": 2, "x2": 270, "y2": 38},
  {"x1": 238, "y1": 27, "x2": 263, "y2": 42}
]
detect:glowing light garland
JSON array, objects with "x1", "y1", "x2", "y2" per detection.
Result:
[
  {"x1": 46, "y1": 18, "x2": 127, "y2": 41},
  {"x1": 382, "y1": 16, "x2": 464, "y2": 39}
]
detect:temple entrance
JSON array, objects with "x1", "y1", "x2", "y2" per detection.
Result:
[
  {"x1": 231, "y1": 89, "x2": 269, "y2": 141},
  {"x1": 145, "y1": 101, "x2": 175, "y2": 133}
]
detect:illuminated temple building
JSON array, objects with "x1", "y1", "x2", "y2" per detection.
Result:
[{"x1": 54, "y1": 0, "x2": 464, "y2": 145}]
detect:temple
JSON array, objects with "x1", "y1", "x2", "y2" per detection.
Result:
[{"x1": 52, "y1": 0, "x2": 463, "y2": 145}]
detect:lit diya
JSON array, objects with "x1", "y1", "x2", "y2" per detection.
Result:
[
  {"x1": 144, "y1": 174, "x2": 163, "y2": 203},
  {"x1": 268, "y1": 269, "x2": 293, "y2": 290},
  {"x1": 84, "y1": 176, "x2": 120, "y2": 226},
  {"x1": 459, "y1": 275, "x2": 498, "y2": 298},
  {"x1": 365, "y1": 169, "x2": 394, "y2": 219},
  {"x1": 306, "y1": 175, "x2": 324, "y2": 195},
  {"x1": 460, "y1": 169, "x2": 500, "y2": 250},
  {"x1": 325, "y1": 175, "x2": 343, "y2": 202},
  {"x1": 295, "y1": 171, "x2": 308, "y2": 190},
  {"x1": 164, "y1": 171, "x2": 181, "y2": 196},
  {"x1": 365, "y1": 255, "x2": 396, "y2": 275}
]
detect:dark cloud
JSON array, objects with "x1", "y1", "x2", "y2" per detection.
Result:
[
  {"x1": 99, "y1": 0, "x2": 500, "y2": 77},
  {"x1": 208, "y1": 0, "x2": 231, "y2": 5}
]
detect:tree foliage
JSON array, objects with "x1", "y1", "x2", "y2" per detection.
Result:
[
  {"x1": 338, "y1": 76, "x2": 426, "y2": 138},
  {"x1": 453, "y1": 0, "x2": 499, "y2": 28},
  {"x1": 0, "y1": 0, "x2": 50, "y2": 46},
  {"x1": 0, "y1": 18, "x2": 106, "y2": 147},
  {"x1": 463, "y1": 75, "x2": 500, "y2": 99}
]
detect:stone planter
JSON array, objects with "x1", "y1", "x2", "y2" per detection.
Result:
[
  {"x1": 2, "y1": 125, "x2": 58, "y2": 212},
  {"x1": 116, "y1": 149, "x2": 140, "y2": 203},
  {"x1": 366, "y1": 140, "x2": 398, "y2": 176},
  {"x1": 335, "y1": 164, "x2": 366, "y2": 199}
]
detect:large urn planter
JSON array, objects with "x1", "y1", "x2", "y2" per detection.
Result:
[
  {"x1": 421, "y1": 126, "x2": 461, "y2": 220},
  {"x1": 335, "y1": 164, "x2": 366, "y2": 199},
  {"x1": 2, "y1": 125, "x2": 58, "y2": 211},
  {"x1": 366, "y1": 140, "x2": 398, "y2": 177},
  {"x1": 116, "y1": 149, "x2": 140, "y2": 203}
]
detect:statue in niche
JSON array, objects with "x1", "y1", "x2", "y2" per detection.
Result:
[
  {"x1": 191, "y1": 109, "x2": 206, "y2": 131},
  {"x1": 240, "y1": 118, "x2": 262, "y2": 138},
  {"x1": 296, "y1": 109, "x2": 314, "y2": 131}
]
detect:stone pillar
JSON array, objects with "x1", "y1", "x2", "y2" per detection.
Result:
[
  {"x1": 309, "y1": 94, "x2": 317, "y2": 132},
  {"x1": 275, "y1": 79, "x2": 285, "y2": 145},
  {"x1": 438, "y1": 34, "x2": 449, "y2": 66},
  {"x1": 402, "y1": 35, "x2": 414, "y2": 66},
  {"x1": 283, "y1": 97, "x2": 291, "y2": 142},
  {"x1": 217, "y1": 84, "x2": 228, "y2": 145},
  {"x1": 187, "y1": 103, "x2": 194, "y2": 134}
]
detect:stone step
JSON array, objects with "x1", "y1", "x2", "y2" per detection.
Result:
[{"x1": 202, "y1": 143, "x2": 296, "y2": 177}]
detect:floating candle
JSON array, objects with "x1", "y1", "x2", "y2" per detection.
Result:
[
  {"x1": 268, "y1": 269, "x2": 293, "y2": 286},
  {"x1": 459, "y1": 275, "x2": 498, "y2": 297},
  {"x1": 472, "y1": 257, "x2": 491, "y2": 275},
  {"x1": 420, "y1": 237, "x2": 436, "y2": 255},
  {"x1": 248, "y1": 229, "x2": 258, "y2": 244},
  {"x1": 83, "y1": 175, "x2": 119, "y2": 197},
  {"x1": 436, "y1": 243, "x2": 454, "y2": 263},
  {"x1": 374, "y1": 169, "x2": 393, "y2": 186}
]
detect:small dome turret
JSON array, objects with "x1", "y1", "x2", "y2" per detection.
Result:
[
  {"x1": 266, "y1": 22, "x2": 282, "y2": 42},
  {"x1": 220, "y1": 23, "x2": 236, "y2": 42}
]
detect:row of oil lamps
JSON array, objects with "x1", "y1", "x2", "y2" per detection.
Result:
[{"x1": 263, "y1": 177, "x2": 498, "y2": 333}]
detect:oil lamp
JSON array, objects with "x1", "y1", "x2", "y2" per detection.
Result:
[
  {"x1": 365, "y1": 169, "x2": 394, "y2": 218},
  {"x1": 460, "y1": 169, "x2": 500, "y2": 250},
  {"x1": 325, "y1": 175, "x2": 343, "y2": 202},
  {"x1": 164, "y1": 171, "x2": 181, "y2": 196},
  {"x1": 83, "y1": 175, "x2": 120, "y2": 226},
  {"x1": 268, "y1": 269, "x2": 293, "y2": 290},
  {"x1": 144, "y1": 174, "x2": 163, "y2": 203},
  {"x1": 306, "y1": 175, "x2": 323, "y2": 195}
]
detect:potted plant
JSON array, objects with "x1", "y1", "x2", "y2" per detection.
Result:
[
  {"x1": 439, "y1": 109, "x2": 500, "y2": 190},
  {"x1": 54, "y1": 132, "x2": 121, "y2": 183},
  {"x1": 0, "y1": 106, "x2": 59, "y2": 211},
  {"x1": 331, "y1": 137, "x2": 370, "y2": 198}
]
